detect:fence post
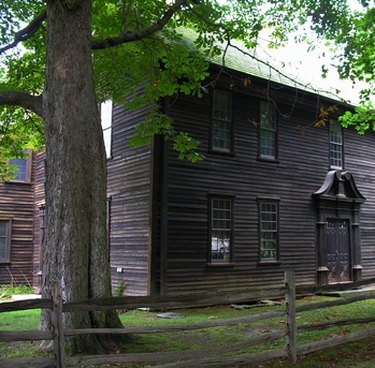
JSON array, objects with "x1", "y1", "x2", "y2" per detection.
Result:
[
  {"x1": 52, "y1": 281, "x2": 65, "y2": 368},
  {"x1": 285, "y1": 270, "x2": 297, "y2": 364}
]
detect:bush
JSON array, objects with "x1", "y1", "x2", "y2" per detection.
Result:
[{"x1": 113, "y1": 280, "x2": 127, "y2": 297}]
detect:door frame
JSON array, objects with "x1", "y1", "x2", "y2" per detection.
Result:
[{"x1": 313, "y1": 170, "x2": 365, "y2": 285}]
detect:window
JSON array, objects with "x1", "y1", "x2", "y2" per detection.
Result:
[
  {"x1": 329, "y1": 120, "x2": 343, "y2": 169},
  {"x1": 0, "y1": 219, "x2": 11, "y2": 263},
  {"x1": 9, "y1": 151, "x2": 31, "y2": 182},
  {"x1": 259, "y1": 201, "x2": 279, "y2": 261},
  {"x1": 259, "y1": 101, "x2": 277, "y2": 159},
  {"x1": 211, "y1": 90, "x2": 232, "y2": 152},
  {"x1": 101, "y1": 100, "x2": 113, "y2": 159},
  {"x1": 210, "y1": 197, "x2": 232, "y2": 263}
]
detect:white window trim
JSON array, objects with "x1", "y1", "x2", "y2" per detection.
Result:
[{"x1": 329, "y1": 119, "x2": 343, "y2": 169}]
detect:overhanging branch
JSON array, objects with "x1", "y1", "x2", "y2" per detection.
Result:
[
  {"x1": 0, "y1": 10, "x2": 47, "y2": 55},
  {"x1": 92, "y1": 0, "x2": 188, "y2": 50},
  {"x1": 0, "y1": 91, "x2": 43, "y2": 117}
]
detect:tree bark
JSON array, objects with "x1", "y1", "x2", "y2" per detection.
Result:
[{"x1": 41, "y1": 0, "x2": 122, "y2": 353}]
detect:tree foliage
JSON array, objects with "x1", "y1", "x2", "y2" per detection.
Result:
[
  {"x1": 0, "y1": 0, "x2": 373, "y2": 168},
  {"x1": 311, "y1": 1, "x2": 375, "y2": 130}
]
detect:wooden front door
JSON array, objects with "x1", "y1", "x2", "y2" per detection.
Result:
[{"x1": 325, "y1": 219, "x2": 351, "y2": 283}]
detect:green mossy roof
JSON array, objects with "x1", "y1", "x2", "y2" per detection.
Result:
[{"x1": 179, "y1": 28, "x2": 360, "y2": 106}]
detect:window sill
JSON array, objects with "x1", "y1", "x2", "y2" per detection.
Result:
[
  {"x1": 209, "y1": 149, "x2": 235, "y2": 157},
  {"x1": 207, "y1": 262, "x2": 234, "y2": 268},
  {"x1": 257, "y1": 261, "x2": 281, "y2": 266},
  {"x1": 330, "y1": 165, "x2": 343, "y2": 170},
  {"x1": 0, "y1": 261, "x2": 11, "y2": 265},
  {"x1": 257, "y1": 156, "x2": 279, "y2": 164},
  {"x1": 4, "y1": 180, "x2": 32, "y2": 185}
]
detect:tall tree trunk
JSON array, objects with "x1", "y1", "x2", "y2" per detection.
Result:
[{"x1": 41, "y1": 0, "x2": 122, "y2": 353}]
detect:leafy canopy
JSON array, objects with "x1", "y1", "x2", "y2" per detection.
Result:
[{"x1": 0, "y1": 0, "x2": 373, "y2": 168}]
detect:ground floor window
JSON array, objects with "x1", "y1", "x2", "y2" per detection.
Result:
[
  {"x1": 0, "y1": 219, "x2": 11, "y2": 263},
  {"x1": 210, "y1": 197, "x2": 233, "y2": 263},
  {"x1": 259, "y1": 200, "x2": 279, "y2": 261}
]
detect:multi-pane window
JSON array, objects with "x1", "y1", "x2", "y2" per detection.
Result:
[
  {"x1": 259, "y1": 201, "x2": 279, "y2": 261},
  {"x1": 212, "y1": 90, "x2": 232, "y2": 152},
  {"x1": 0, "y1": 220, "x2": 11, "y2": 263},
  {"x1": 210, "y1": 198, "x2": 232, "y2": 262},
  {"x1": 259, "y1": 101, "x2": 277, "y2": 159},
  {"x1": 329, "y1": 120, "x2": 343, "y2": 169},
  {"x1": 9, "y1": 151, "x2": 31, "y2": 182},
  {"x1": 101, "y1": 100, "x2": 113, "y2": 159}
]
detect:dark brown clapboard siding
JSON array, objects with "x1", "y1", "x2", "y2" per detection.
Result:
[
  {"x1": 0, "y1": 153, "x2": 35, "y2": 286},
  {"x1": 155, "y1": 73, "x2": 374, "y2": 295},
  {"x1": 345, "y1": 128, "x2": 375, "y2": 279},
  {"x1": 107, "y1": 101, "x2": 153, "y2": 296}
]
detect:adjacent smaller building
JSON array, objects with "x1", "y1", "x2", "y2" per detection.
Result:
[{"x1": 0, "y1": 152, "x2": 35, "y2": 285}]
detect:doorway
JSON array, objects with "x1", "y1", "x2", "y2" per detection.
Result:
[
  {"x1": 314, "y1": 170, "x2": 365, "y2": 285},
  {"x1": 324, "y1": 219, "x2": 350, "y2": 283}
]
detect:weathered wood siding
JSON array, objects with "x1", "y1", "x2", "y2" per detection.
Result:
[
  {"x1": 155, "y1": 74, "x2": 375, "y2": 295},
  {"x1": 0, "y1": 154, "x2": 35, "y2": 285},
  {"x1": 27, "y1": 103, "x2": 154, "y2": 296},
  {"x1": 345, "y1": 128, "x2": 375, "y2": 279},
  {"x1": 107, "y1": 103, "x2": 153, "y2": 296}
]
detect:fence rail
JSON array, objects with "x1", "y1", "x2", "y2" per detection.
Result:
[{"x1": 1, "y1": 271, "x2": 375, "y2": 367}]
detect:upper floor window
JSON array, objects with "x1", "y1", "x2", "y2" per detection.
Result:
[
  {"x1": 211, "y1": 90, "x2": 232, "y2": 153},
  {"x1": 101, "y1": 100, "x2": 113, "y2": 159},
  {"x1": 0, "y1": 219, "x2": 11, "y2": 263},
  {"x1": 210, "y1": 197, "x2": 232, "y2": 263},
  {"x1": 259, "y1": 101, "x2": 277, "y2": 159},
  {"x1": 8, "y1": 151, "x2": 31, "y2": 182},
  {"x1": 259, "y1": 200, "x2": 279, "y2": 262},
  {"x1": 329, "y1": 120, "x2": 343, "y2": 169}
]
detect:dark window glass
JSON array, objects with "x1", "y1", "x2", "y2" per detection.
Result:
[
  {"x1": 259, "y1": 201, "x2": 279, "y2": 261},
  {"x1": 9, "y1": 157, "x2": 29, "y2": 182},
  {"x1": 0, "y1": 220, "x2": 10, "y2": 262},
  {"x1": 212, "y1": 90, "x2": 232, "y2": 152},
  {"x1": 260, "y1": 101, "x2": 277, "y2": 159},
  {"x1": 210, "y1": 198, "x2": 232, "y2": 262},
  {"x1": 330, "y1": 120, "x2": 343, "y2": 169}
]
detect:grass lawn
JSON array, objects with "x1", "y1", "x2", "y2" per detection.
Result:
[
  {"x1": 0, "y1": 309, "x2": 43, "y2": 359},
  {"x1": 1, "y1": 294, "x2": 375, "y2": 367}
]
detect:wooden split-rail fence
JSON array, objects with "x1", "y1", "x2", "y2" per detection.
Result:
[{"x1": 2, "y1": 271, "x2": 375, "y2": 367}]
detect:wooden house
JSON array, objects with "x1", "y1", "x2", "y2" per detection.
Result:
[
  {"x1": 0, "y1": 153, "x2": 35, "y2": 286},
  {"x1": 1, "y1": 37, "x2": 375, "y2": 297},
  {"x1": 105, "y1": 42, "x2": 375, "y2": 296}
]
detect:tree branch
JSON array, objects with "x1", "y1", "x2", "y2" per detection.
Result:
[
  {"x1": 92, "y1": 0, "x2": 189, "y2": 50},
  {"x1": 0, "y1": 91, "x2": 43, "y2": 117},
  {"x1": 0, "y1": 10, "x2": 47, "y2": 55}
]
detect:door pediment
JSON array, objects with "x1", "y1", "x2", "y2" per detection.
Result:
[{"x1": 313, "y1": 170, "x2": 366, "y2": 203}]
